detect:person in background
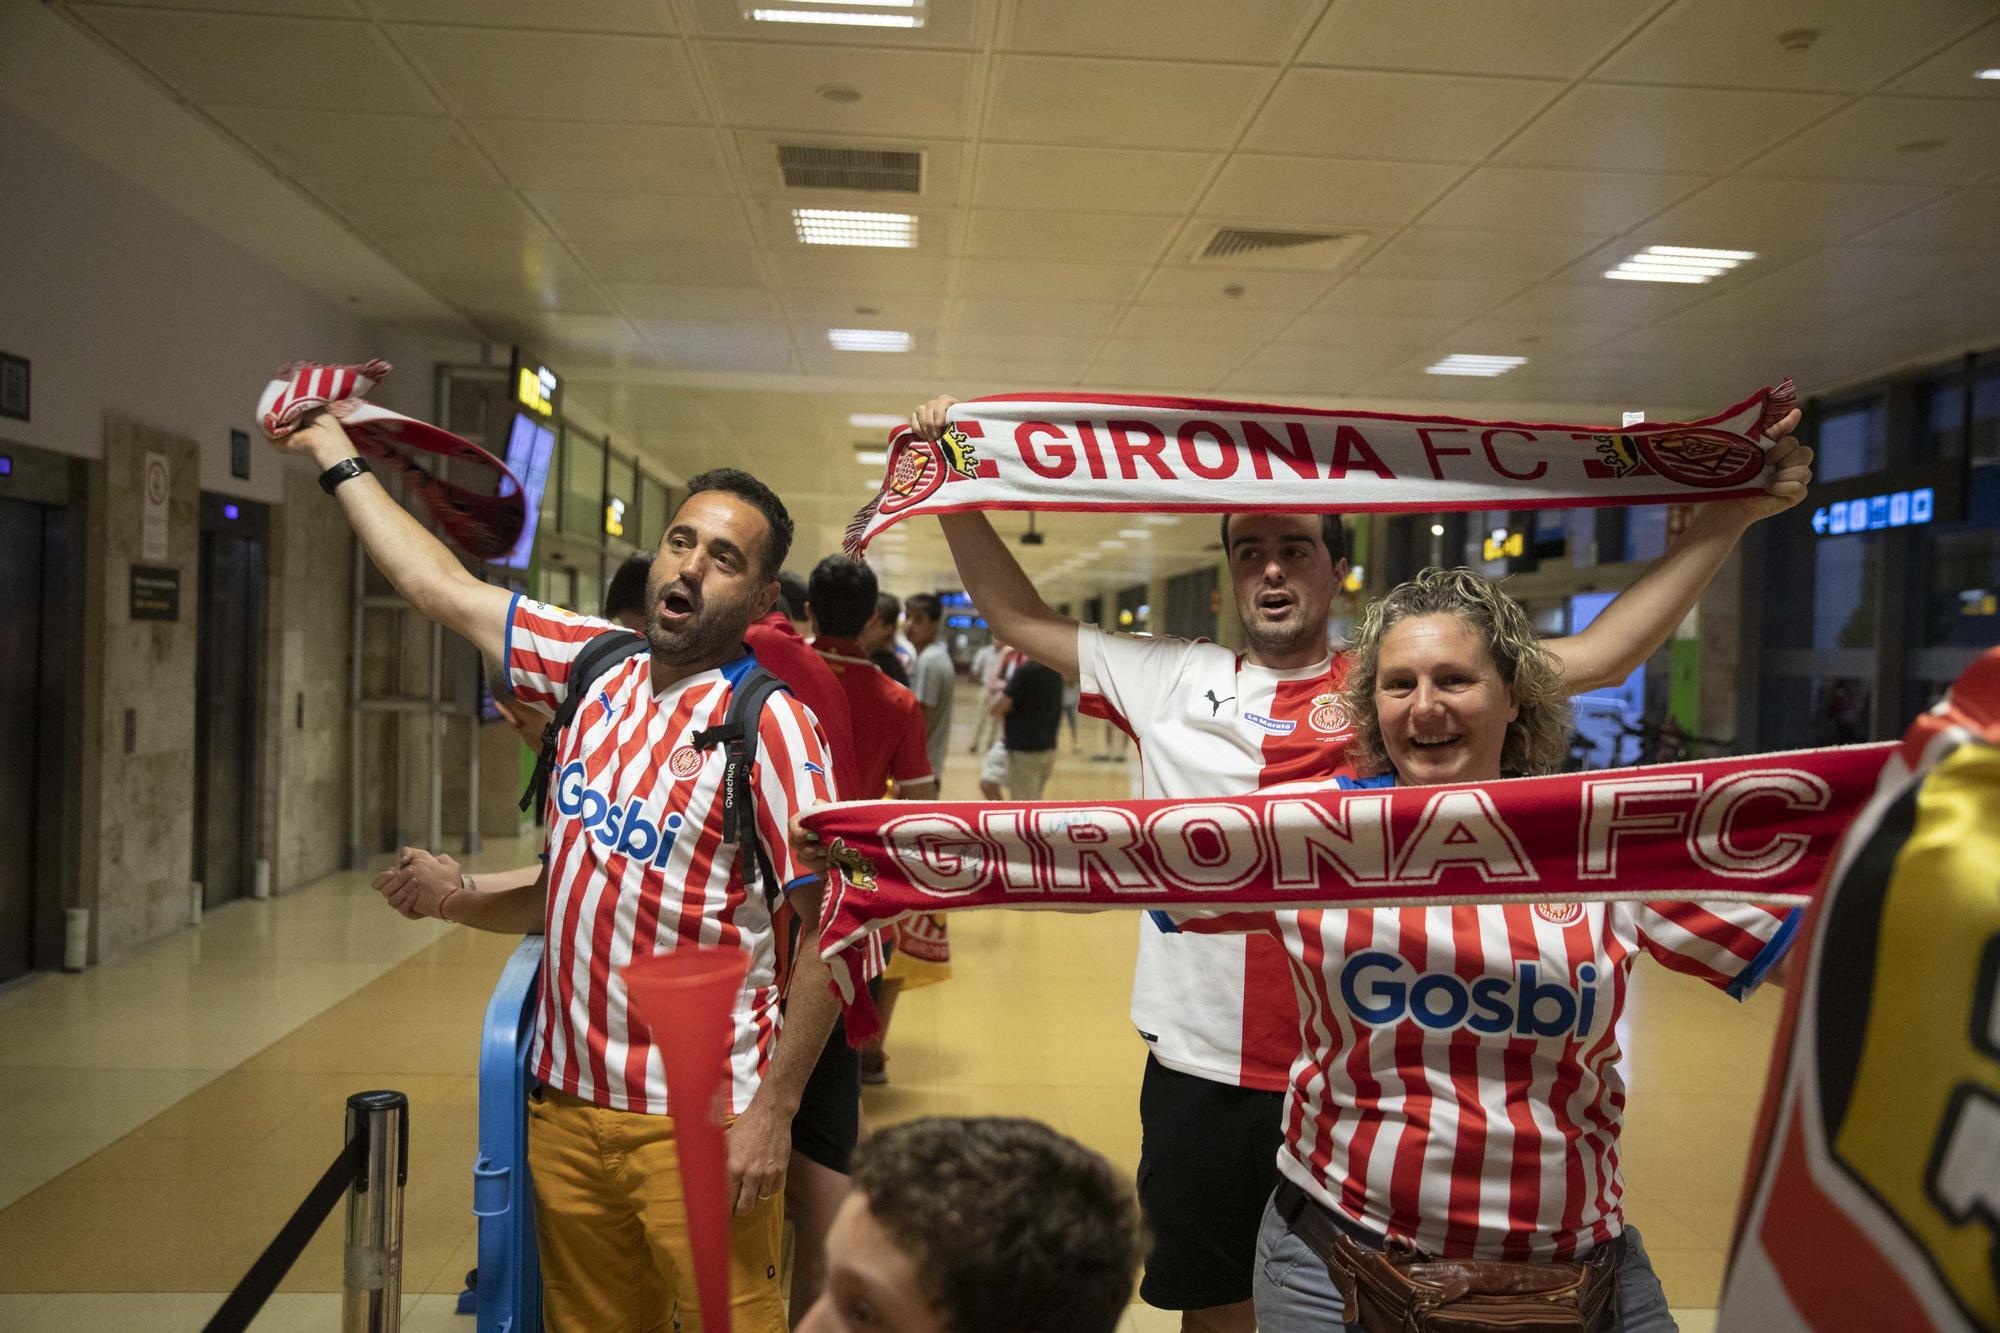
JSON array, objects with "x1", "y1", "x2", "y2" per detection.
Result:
[
  {"x1": 798, "y1": 1117, "x2": 1142, "y2": 1333},
  {"x1": 905, "y1": 593, "x2": 954, "y2": 793},
  {"x1": 965, "y1": 636, "x2": 1002, "y2": 755},
  {"x1": 863, "y1": 591, "x2": 911, "y2": 688},
  {"x1": 991, "y1": 653, "x2": 1064, "y2": 799},
  {"x1": 778, "y1": 568, "x2": 812, "y2": 637},
  {"x1": 974, "y1": 637, "x2": 1022, "y2": 797},
  {"x1": 602, "y1": 553, "x2": 652, "y2": 630}
]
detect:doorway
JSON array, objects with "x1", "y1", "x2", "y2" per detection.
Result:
[
  {"x1": 0, "y1": 496, "x2": 46, "y2": 982},
  {"x1": 193, "y1": 494, "x2": 268, "y2": 909}
]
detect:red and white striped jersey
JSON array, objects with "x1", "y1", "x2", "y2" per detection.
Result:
[
  {"x1": 1075, "y1": 624, "x2": 1358, "y2": 1091},
  {"x1": 507, "y1": 597, "x2": 835, "y2": 1116},
  {"x1": 1185, "y1": 774, "x2": 1798, "y2": 1260}
]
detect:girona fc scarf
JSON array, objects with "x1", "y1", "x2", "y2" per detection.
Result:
[
  {"x1": 843, "y1": 382, "x2": 1795, "y2": 556},
  {"x1": 1719, "y1": 648, "x2": 2000, "y2": 1333},
  {"x1": 258, "y1": 359, "x2": 526, "y2": 560},
  {"x1": 806, "y1": 741, "x2": 1890, "y2": 1043}
]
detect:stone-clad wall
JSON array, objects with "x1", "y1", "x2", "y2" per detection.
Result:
[{"x1": 83, "y1": 418, "x2": 201, "y2": 961}]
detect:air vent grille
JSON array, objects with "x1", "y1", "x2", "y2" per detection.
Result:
[
  {"x1": 777, "y1": 144, "x2": 923, "y2": 193},
  {"x1": 1201, "y1": 227, "x2": 1347, "y2": 260}
]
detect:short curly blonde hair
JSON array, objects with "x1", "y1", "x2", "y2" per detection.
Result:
[{"x1": 1342, "y1": 567, "x2": 1570, "y2": 779}]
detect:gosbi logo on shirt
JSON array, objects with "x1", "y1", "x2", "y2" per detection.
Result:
[
  {"x1": 554, "y1": 760, "x2": 686, "y2": 865},
  {"x1": 1339, "y1": 951, "x2": 1601, "y2": 1038}
]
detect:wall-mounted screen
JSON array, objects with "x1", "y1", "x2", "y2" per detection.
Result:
[{"x1": 494, "y1": 410, "x2": 558, "y2": 570}]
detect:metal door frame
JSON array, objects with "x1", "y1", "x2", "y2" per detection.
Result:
[
  {"x1": 0, "y1": 439, "x2": 86, "y2": 976},
  {"x1": 195, "y1": 492, "x2": 270, "y2": 907}
]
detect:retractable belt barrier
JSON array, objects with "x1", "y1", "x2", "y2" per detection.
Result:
[{"x1": 202, "y1": 1089, "x2": 409, "y2": 1333}]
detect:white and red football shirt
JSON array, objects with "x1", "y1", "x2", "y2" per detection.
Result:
[
  {"x1": 1183, "y1": 773, "x2": 1798, "y2": 1261},
  {"x1": 1075, "y1": 624, "x2": 1358, "y2": 1091},
  {"x1": 507, "y1": 596, "x2": 836, "y2": 1116}
]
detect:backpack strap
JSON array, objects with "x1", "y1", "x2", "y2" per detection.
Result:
[
  {"x1": 692, "y1": 665, "x2": 791, "y2": 905},
  {"x1": 518, "y1": 629, "x2": 649, "y2": 814}
]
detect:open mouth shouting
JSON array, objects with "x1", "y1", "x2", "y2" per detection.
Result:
[
  {"x1": 1255, "y1": 588, "x2": 1296, "y2": 622},
  {"x1": 657, "y1": 580, "x2": 701, "y2": 628}
]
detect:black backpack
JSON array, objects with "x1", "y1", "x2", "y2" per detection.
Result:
[{"x1": 517, "y1": 630, "x2": 792, "y2": 897}]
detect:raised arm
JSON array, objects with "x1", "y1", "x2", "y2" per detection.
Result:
[
  {"x1": 1546, "y1": 412, "x2": 1813, "y2": 694},
  {"x1": 912, "y1": 396, "x2": 1081, "y2": 680},
  {"x1": 276, "y1": 413, "x2": 512, "y2": 663}
]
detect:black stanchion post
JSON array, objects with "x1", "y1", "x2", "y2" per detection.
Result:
[{"x1": 343, "y1": 1090, "x2": 409, "y2": 1333}]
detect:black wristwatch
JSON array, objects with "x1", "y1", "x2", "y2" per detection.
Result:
[{"x1": 318, "y1": 457, "x2": 370, "y2": 495}]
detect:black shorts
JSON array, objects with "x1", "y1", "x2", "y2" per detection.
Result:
[
  {"x1": 792, "y1": 1019, "x2": 860, "y2": 1175},
  {"x1": 1136, "y1": 1055, "x2": 1286, "y2": 1310}
]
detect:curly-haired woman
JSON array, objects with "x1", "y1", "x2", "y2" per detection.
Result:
[{"x1": 1180, "y1": 568, "x2": 1799, "y2": 1332}]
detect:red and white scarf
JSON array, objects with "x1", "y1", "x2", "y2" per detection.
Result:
[
  {"x1": 806, "y1": 741, "x2": 1891, "y2": 1042},
  {"x1": 258, "y1": 359, "x2": 526, "y2": 560},
  {"x1": 844, "y1": 382, "x2": 1795, "y2": 556}
]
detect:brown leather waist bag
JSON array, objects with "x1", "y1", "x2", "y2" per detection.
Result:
[{"x1": 1274, "y1": 1178, "x2": 1622, "y2": 1333}]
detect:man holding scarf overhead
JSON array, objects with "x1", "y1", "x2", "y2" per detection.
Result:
[{"x1": 902, "y1": 392, "x2": 1814, "y2": 1333}]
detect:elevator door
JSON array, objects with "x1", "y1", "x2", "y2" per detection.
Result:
[
  {"x1": 194, "y1": 502, "x2": 265, "y2": 908},
  {"x1": 0, "y1": 497, "x2": 43, "y2": 982}
]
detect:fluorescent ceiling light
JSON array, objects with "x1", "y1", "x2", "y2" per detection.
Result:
[
  {"x1": 1426, "y1": 353, "x2": 1527, "y2": 378},
  {"x1": 855, "y1": 449, "x2": 889, "y2": 467},
  {"x1": 1099, "y1": 540, "x2": 1127, "y2": 550},
  {"x1": 1975, "y1": 67, "x2": 2000, "y2": 79},
  {"x1": 849, "y1": 412, "x2": 903, "y2": 430},
  {"x1": 750, "y1": 9, "x2": 921, "y2": 27},
  {"x1": 1141, "y1": 515, "x2": 1181, "y2": 526},
  {"x1": 792, "y1": 208, "x2": 917, "y2": 249},
  {"x1": 1604, "y1": 245, "x2": 1757, "y2": 284},
  {"x1": 828, "y1": 328, "x2": 912, "y2": 353},
  {"x1": 1118, "y1": 529, "x2": 1151, "y2": 538},
  {"x1": 864, "y1": 478, "x2": 883, "y2": 490}
]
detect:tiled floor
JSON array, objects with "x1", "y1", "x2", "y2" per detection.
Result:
[{"x1": 0, "y1": 683, "x2": 1768, "y2": 1329}]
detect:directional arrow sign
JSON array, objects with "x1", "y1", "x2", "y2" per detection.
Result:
[{"x1": 1812, "y1": 506, "x2": 1828, "y2": 535}]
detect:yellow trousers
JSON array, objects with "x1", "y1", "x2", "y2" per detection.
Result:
[{"x1": 527, "y1": 1086, "x2": 786, "y2": 1333}]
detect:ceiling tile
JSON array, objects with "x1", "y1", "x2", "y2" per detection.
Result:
[
  {"x1": 943, "y1": 358, "x2": 1089, "y2": 389},
  {"x1": 949, "y1": 331, "x2": 1104, "y2": 361},
  {"x1": 1233, "y1": 340, "x2": 1417, "y2": 378},
  {"x1": 209, "y1": 106, "x2": 500, "y2": 184},
  {"x1": 1198, "y1": 156, "x2": 1463, "y2": 226},
  {"x1": 1132, "y1": 266, "x2": 1340, "y2": 310},
  {"x1": 1884, "y1": 17, "x2": 2000, "y2": 97},
  {"x1": 957, "y1": 258, "x2": 1149, "y2": 303},
  {"x1": 1111, "y1": 304, "x2": 1295, "y2": 341},
  {"x1": 780, "y1": 290, "x2": 953, "y2": 328},
  {"x1": 74, "y1": 8, "x2": 441, "y2": 113},
  {"x1": 703, "y1": 44, "x2": 975, "y2": 138},
  {"x1": 975, "y1": 143, "x2": 1217, "y2": 213},
  {"x1": 1442, "y1": 318, "x2": 1643, "y2": 357},
  {"x1": 393, "y1": 27, "x2": 700, "y2": 121},
  {"x1": 657, "y1": 341, "x2": 802, "y2": 374},
  {"x1": 1848, "y1": 188, "x2": 2000, "y2": 249},
  {"x1": 954, "y1": 299, "x2": 1125, "y2": 337},
  {"x1": 1630, "y1": 176, "x2": 1944, "y2": 246},
  {"x1": 1299, "y1": 0, "x2": 1653, "y2": 78},
  {"x1": 386, "y1": 233, "x2": 612, "y2": 312},
  {"x1": 571, "y1": 242, "x2": 764, "y2": 286},
  {"x1": 800, "y1": 352, "x2": 943, "y2": 378},
  {"x1": 1353, "y1": 370, "x2": 1507, "y2": 402},
  {"x1": 1317, "y1": 274, "x2": 1523, "y2": 320},
  {"x1": 472, "y1": 312, "x2": 658, "y2": 367},
  {"x1": 1419, "y1": 165, "x2": 1709, "y2": 234},
  {"x1": 765, "y1": 250, "x2": 957, "y2": 294},
  {"x1": 1358, "y1": 229, "x2": 1605, "y2": 281},
  {"x1": 999, "y1": 0, "x2": 1321, "y2": 63},
  {"x1": 966, "y1": 210, "x2": 1179, "y2": 263},
  {"x1": 988, "y1": 55, "x2": 1273, "y2": 151},
  {"x1": 529, "y1": 192, "x2": 753, "y2": 247},
  {"x1": 1495, "y1": 84, "x2": 1843, "y2": 173},
  {"x1": 1485, "y1": 278, "x2": 1712, "y2": 325},
  {"x1": 1279, "y1": 312, "x2": 1466, "y2": 347},
  {"x1": 1091, "y1": 339, "x2": 1249, "y2": 374},
  {"x1": 1662, "y1": 246, "x2": 2000, "y2": 328},
  {"x1": 80, "y1": 0, "x2": 360, "y2": 12},
  {"x1": 610, "y1": 283, "x2": 781, "y2": 320},
  {"x1": 1740, "y1": 96, "x2": 2000, "y2": 185},
  {"x1": 362, "y1": 0, "x2": 674, "y2": 30},
  {"x1": 640, "y1": 319, "x2": 794, "y2": 352},
  {"x1": 467, "y1": 121, "x2": 733, "y2": 193},
  {"x1": 1595, "y1": 0, "x2": 1994, "y2": 92},
  {"x1": 305, "y1": 179, "x2": 542, "y2": 238},
  {"x1": 1244, "y1": 70, "x2": 1564, "y2": 163}
]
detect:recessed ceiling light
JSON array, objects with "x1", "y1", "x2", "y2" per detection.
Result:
[
  {"x1": 792, "y1": 208, "x2": 917, "y2": 249},
  {"x1": 1141, "y1": 515, "x2": 1181, "y2": 526},
  {"x1": 1603, "y1": 245, "x2": 1756, "y2": 284},
  {"x1": 1426, "y1": 353, "x2": 1528, "y2": 377},
  {"x1": 750, "y1": 7, "x2": 921, "y2": 27},
  {"x1": 855, "y1": 449, "x2": 889, "y2": 467},
  {"x1": 1100, "y1": 540, "x2": 1127, "y2": 550},
  {"x1": 1118, "y1": 529, "x2": 1151, "y2": 538},
  {"x1": 1430, "y1": 523, "x2": 1446, "y2": 537},
  {"x1": 828, "y1": 328, "x2": 912, "y2": 352},
  {"x1": 1977, "y1": 68, "x2": 2000, "y2": 80},
  {"x1": 849, "y1": 412, "x2": 904, "y2": 430}
]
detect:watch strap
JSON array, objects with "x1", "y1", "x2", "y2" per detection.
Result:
[{"x1": 318, "y1": 457, "x2": 370, "y2": 495}]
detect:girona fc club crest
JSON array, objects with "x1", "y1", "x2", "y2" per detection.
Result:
[
  {"x1": 1636, "y1": 432, "x2": 1764, "y2": 489},
  {"x1": 1308, "y1": 691, "x2": 1349, "y2": 735},
  {"x1": 1534, "y1": 902, "x2": 1585, "y2": 926},
  {"x1": 827, "y1": 837, "x2": 879, "y2": 892},
  {"x1": 668, "y1": 745, "x2": 703, "y2": 779},
  {"x1": 876, "y1": 438, "x2": 947, "y2": 517}
]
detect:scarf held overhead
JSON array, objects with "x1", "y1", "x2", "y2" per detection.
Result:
[
  {"x1": 843, "y1": 382, "x2": 1795, "y2": 556},
  {"x1": 806, "y1": 742, "x2": 1891, "y2": 1042}
]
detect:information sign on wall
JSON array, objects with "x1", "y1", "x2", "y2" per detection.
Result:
[
  {"x1": 142, "y1": 450, "x2": 170, "y2": 561},
  {"x1": 129, "y1": 564, "x2": 180, "y2": 621}
]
